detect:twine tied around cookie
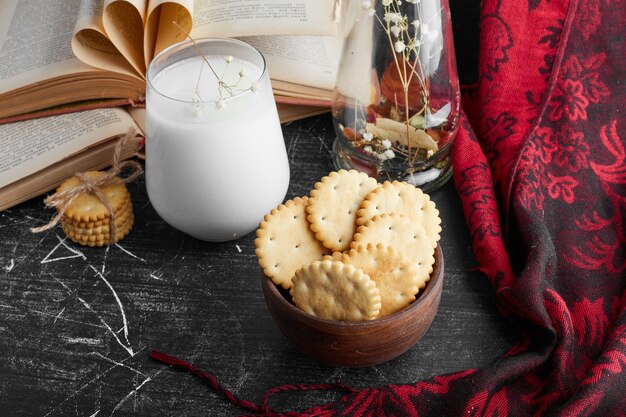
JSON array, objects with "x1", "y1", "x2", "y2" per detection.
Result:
[{"x1": 30, "y1": 128, "x2": 143, "y2": 242}]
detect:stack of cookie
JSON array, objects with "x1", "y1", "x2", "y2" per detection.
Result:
[
  {"x1": 58, "y1": 171, "x2": 135, "y2": 247},
  {"x1": 255, "y1": 169, "x2": 441, "y2": 321}
]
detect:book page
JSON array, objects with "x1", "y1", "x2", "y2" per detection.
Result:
[
  {"x1": 102, "y1": 0, "x2": 147, "y2": 77},
  {"x1": 72, "y1": 0, "x2": 138, "y2": 78},
  {"x1": 126, "y1": 106, "x2": 146, "y2": 134},
  {"x1": 240, "y1": 35, "x2": 343, "y2": 90},
  {"x1": 0, "y1": 108, "x2": 138, "y2": 189},
  {"x1": 190, "y1": 0, "x2": 339, "y2": 38},
  {"x1": 0, "y1": 0, "x2": 97, "y2": 95},
  {"x1": 145, "y1": 0, "x2": 193, "y2": 65}
]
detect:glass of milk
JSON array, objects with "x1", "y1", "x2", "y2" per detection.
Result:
[{"x1": 146, "y1": 38, "x2": 290, "y2": 242}]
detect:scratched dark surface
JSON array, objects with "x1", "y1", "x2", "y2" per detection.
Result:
[{"x1": 0, "y1": 113, "x2": 519, "y2": 417}]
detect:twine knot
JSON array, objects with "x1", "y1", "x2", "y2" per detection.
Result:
[{"x1": 30, "y1": 128, "x2": 143, "y2": 242}]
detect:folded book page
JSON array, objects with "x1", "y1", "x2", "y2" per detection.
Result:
[
  {"x1": 72, "y1": 0, "x2": 139, "y2": 78},
  {"x1": 102, "y1": 0, "x2": 147, "y2": 77}
]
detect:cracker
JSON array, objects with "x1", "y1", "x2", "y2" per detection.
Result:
[
  {"x1": 338, "y1": 243, "x2": 420, "y2": 317},
  {"x1": 290, "y1": 260, "x2": 381, "y2": 321},
  {"x1": 63, "y1": 200, "x2": 133, "y2": 228},
  {"x1": 255, "y1": 197, "x2": 330, "y2": 289},
  {"x1": 62, "y1": 205, "x2": 134, "y2": 234},
  {"x1": 352, "y1": 213, "x2": 435, "y2": 284},
  {"x1": 58, "y1": 171, "x2": 130, "y2": 222},
  {"x1": 356, "y1": 180, "x2": 441, "y2": 248},
  {"x1": 306, "y1": 170, "x2": 379, "y2": 252},
  {"x1": 63, "y1": 215, "x2": 134, "y2": 247}
]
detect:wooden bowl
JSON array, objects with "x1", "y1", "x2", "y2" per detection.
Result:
[{"x1": 261, "y1": 245, "x2": 444, "y2": 367}]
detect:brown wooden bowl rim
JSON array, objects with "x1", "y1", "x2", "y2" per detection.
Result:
[{"x1": 262, "y1": 244, "x2": 444, "y2": 328}]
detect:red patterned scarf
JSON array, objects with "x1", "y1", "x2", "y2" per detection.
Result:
[{"x1": 305, "y1": 0, "x2": 626, "y2": 415}]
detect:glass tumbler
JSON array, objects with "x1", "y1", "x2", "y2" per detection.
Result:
[{"x1": 146, "y1": 38, "x2": 289, "y2": 242}]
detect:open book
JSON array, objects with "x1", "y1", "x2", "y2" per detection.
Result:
[
  {"x1": 0, "y1": 0, "x2": 347, "y2": 211},
  {"x1": 0, "y1": 108, "x2": 144, "y2": 211},
  {"x1": 0, "y1": 0, "x2": 344, "y2": 121}
]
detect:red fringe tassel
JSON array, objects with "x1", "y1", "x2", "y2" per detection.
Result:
[{"x1": 149, "y1": 350, "x2": 359, "y2": 416}]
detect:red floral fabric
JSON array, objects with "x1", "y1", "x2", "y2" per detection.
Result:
[{"x1": 304, "y1": 0, "x2": 626, "y2": 415}]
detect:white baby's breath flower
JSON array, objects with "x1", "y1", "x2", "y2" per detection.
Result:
[
  {"x1": 378, "y1": 149, "x2": 396, "y2": 160},
  {"x1": 362, "y1": 132, "x2": 373, "y2": 142},
  {"x1": 215, "y1": 98, "x2": 227, "y2": 109},
  {"x1": 239, "y1": 68, "x2": 247, "y2": 77},
  {"x1": 384, "y1": 12, "x2": 403, "y2": 23},
  {"x1": 224, "y1": 55, "x2": 233, "y2": 63},
  {"x1": 390, "y1": 25, "x2": 401, "y2": 37},
  {"x1": 382, "y1": 139, "x2": 392, "y2": 149},
  {"x1": 411, "y1": 19, "x2": 420, "y2": 29},
  {"x1": 364, "y1": 146, "x2": 374, "y2": 154},
  {"x1": 394, "y1": 40, "x2": 406, "y2": 53},
  {"x1": 397, "y1": 0, "x2": 402, "y2": 5},
  {"x1": 191, "y1": 97, "x2": 204, "y2": 116},
  {"x1": 250, "y1": 82, "x2": 260, "y2": 93},
  {"x1": 390, "y1": 13, "x2": 403, "y2": 23},
  {"x1": 382, "y1": 0, "x2": 392, "y2": 5}
]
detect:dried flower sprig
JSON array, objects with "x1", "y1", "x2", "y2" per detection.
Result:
[
  {"x1": 358, "y1": 0, "x2": 445, "y2": 168},
  {"x1": 172, "y1": 22, "x2": 260, "y2": 114}
]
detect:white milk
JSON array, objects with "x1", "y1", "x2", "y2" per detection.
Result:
[{"x1": 146, "y1": 52, "x2": 289, "y2": 242}]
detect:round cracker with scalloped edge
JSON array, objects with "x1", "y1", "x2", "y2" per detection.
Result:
[
  {"x1": 306, "y1": 170, "x2": 379, "y2": 252},
  {"x1": 61, "y1": 205, "x2": 134, "y2": 235},
  {"x1": 59, "y1": 171, "x2": 131, "y2": 222},
  {"x1": 338, "y1": 243, "x2": 421, "y2": 318},
  {"x1": 290, "y1": 260, "x2": 381, "y2": 321},
  {"x1": 356, "y1": 180, "x2": 441, "y2": 248},
  {"x1": 62, "y1": 214, "x2": 135, "y2": 247},
  {"x1": 352, "y1": 213, "x2": 435, "y2": 284},
  {"x1": 63, "y1": 199, "x2": 133, "y2": 228},
  {"x1": 255, "y1": 197, "x2": 330, "y2": 289}
]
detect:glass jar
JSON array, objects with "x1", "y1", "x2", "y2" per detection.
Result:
[{"x1": 332, "y1": 0, "x2": 460, "y2": 191}]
